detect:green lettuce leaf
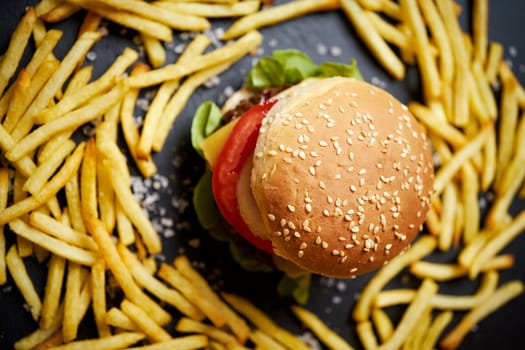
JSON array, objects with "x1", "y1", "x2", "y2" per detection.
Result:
[
  {"x1": 246, "y1": 49, "x2": 363, "y2": 90},
  {"x1": 192, "y1": 171, "x2": 220, "y2": 230},
  {"x1": 277, "y1": 273, "x2": 312, "y2": 305},
  {"x1": 191, "y1": 101, "x2": 223, "y2": 156}
]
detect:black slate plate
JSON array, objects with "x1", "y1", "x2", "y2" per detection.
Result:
[{"x1": 0, "y1": 1, "x2": 524, "y2": 349}]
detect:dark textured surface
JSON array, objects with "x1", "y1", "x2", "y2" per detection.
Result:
[{"x1": 0, "y1": 1, "x2": 524, "y2": 349}]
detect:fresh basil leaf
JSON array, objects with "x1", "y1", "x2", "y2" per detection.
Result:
[
  {"x1": 277, "y1": 273, "x2": 312, "y2": 305},
  {"x1": 191, "y1": 101, "x2": 223, "y2": 156},
  {"x1": 317, "y1": 59, "x2": 363, "y2": 80},
  {"x1": 192, "y1": 171, "x2": 220, "y2": 230}
]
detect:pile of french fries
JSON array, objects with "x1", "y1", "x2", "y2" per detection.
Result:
[{"x1": 0, "y1": 0, "x2": 524, "y2": 349}]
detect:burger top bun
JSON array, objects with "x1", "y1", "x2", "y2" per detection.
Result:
[{"x1": 250, "y1": 77, "x2": 434, "y2": 278}]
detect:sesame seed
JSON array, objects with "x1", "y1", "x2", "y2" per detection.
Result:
[
  {"x1": 287, "y1": 205, "x2": 296, "y2": 212},
  {"x1": 267, "y1": 213, "x2": 276, "y2": 221}
]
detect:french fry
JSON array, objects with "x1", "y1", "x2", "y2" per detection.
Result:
[
  {"x1": 6, "y1": 82, "x2": 127, "y2": 162},
  {"x1": 486, "y1": 119, "x2": 525, "y2": 227},
  {"x1": 32, "y1": 329, "x2": 64, "y2": 350},
  {"x1": 80, "y1": 139, "x2": 99, "y2": 222},
  {"x1": 438, "y1": 182, "x2": 457, "y2": 251},
  {"x1": 223, "y1": 0, "x2": 338, "y2": 39},
  {"x1": 10, "y1": 31, "x2": 102, "y2": 142},
  {"x1": 152, "y1": 62, "x2": 232, "y2": 152},
  {"x1": 353, "y1": 235, "x2": 436, "y2": 322},
  {"x1": 119, "y1": 63, "x2": 157, "y2": 178},
  {"x1": 122, "y1": 335, "x2": 209, "y2": 350},
  {"x1": 404, "y1": 307, "x2": 432, "y2": 350},
  {"x1": 494, "y1": 78, "x2": 519, "y2": 190},
  {"x1": 14, "y1": 303, "x2": 65, "y2": 350},
  {"x1": 66, "y1": 0, "x2": 173, "y2": 41},
  {"x1": 155, "y1": 0, "x2": 260, "y2": 18},
  {"x1": 65, "y1": 171, "x2": 87, "y2": 233},
  {"x1": 0, "y1": 143, "x2": 85, "y2": 226},
  {"x1": 103, "y1": 0, "x2": 210, "y2": 31},
  {"x1": 35, "y1": 0, "x2": 63, "y2": 17},
  {"x1": 417, "y1": 0, "x2": 454, "y2": 86},
  {"x1": 0, "y1": 8, "x2": 36, "y2": 97},
  {"x1": 62, "y1": 262, "x2": 85, "y2": 342},
  {"x1": 11, "y1": 171, "x2": 34, "y2": 258},
  {"x1": 97, "y1": 124, "x2": 131, "y2": 184},
  {"x1": 6, "y1": 245, "x2": 42, "y2": 321},
  {"x1": 40, "y1": 254, "x2": 66, "y2": 330},
  {"x1": 0, "y1": 126, "x2": 37, "y2": 180},
  {"x1": 115, "y1": 202, "x2": 135, "y2": 245},
  {"x1": 498, "y1": 60, "x2": 525, "y2": 108},
  {"x1": 78, "y1": 11, "x2": 103, "y2": 37},
  {"x1": 86, "y1": 218, "x2": 171, "y2": 325},
  {"x1": 418, "y1": 311, "x2": 453, "y2": 350},
  {"x1": 436, "y1": 0, "x2": 469, "y2": 126},
  {"x1": 24, "y1": 139, "x2": 76, "y2": 195},
  {"x1": 356, "y1": 320, "x2": 378, "y2": 350},
  {"x1": 0, "y1": 168, "x2": 8, "y2": 285},
  {"x1": 460, "y1": 163, "x2": 479, "y2": 244},
  {"x1": 173, "y1": 255, "x2": 250, "y2": 343},
  {"x1": 371, "y1": 308, "x2": 393, "y2": 343},
  {"x1": 401, "y1": 0, "x2": 441, "y2": 101},
  {"x1": 29, "y1": 212, "x2": 97, "y2": 251},
  {"x1": 471, "y1": 211, "x2": 525, "y2": 278},
  {"x1": 136, "y1": 79, "x2": 180, "y2": 160},
  {"x1": 364, "y1": 10, "x2": 410, "y2": 51},
  {"x1": 149, "y1": 33, "x2": 212, "y2": 152},
  {"x1": 408, "y1": 102, "x2": 466, "y2": 148},
  {"x1": 128, "y1": 30, "x2": 262, "y2": 88},
  {"x1": 35, "y1": 47, "x2": 138, "y2": 124},
  {"x1": 4, "y1": 70, "x2": 31, "y2": 131},
  {"x1": 0, "y1": 27, "x2": 62, "y2": 121},
  {"x1": 341, "y1": 0, "x2": 405, "y2": 80},
  {"x1": 432, "y1": 123, "x2": 493, "y2": 196},
  {"x1": 41, "y1": 2, "x2": 81, "y2": 22},
  {"x1": 471, "y1": 60, "x2": 497, "y2": 120},
  {"x1": 105, "y1": 307, "x2": 138, "y2": 331},
  {"x1": 95, "y1": 137, "x2": 116, "y2": 234},
  {"x1": 141, "y1": 34, "x2": 166, "y2": 68},
  {"x1": 249, "y1": 330, "x2": 287, "y2": 350},
  {"x1": 440, "y1": 281, "x2": 524, "y2": 350},
  {"x1": 9, "y1": 219, "x2": 97, "y2": 265},
  {"x1": 221, "y1": 292, "x2": 310, "y2": 350},
  {"x1": 107, "y1": 165, "x2": 161, "y2": 253},
  {"x1": 63, "y1": 65, "x2": 93, "y2": 100},
  {"x1": 158, "y1": 262, "x2": 226, "y2": 323},
  {"x1": 175, "y1": 317, "x2": 238, "y2": 346},
  {"x1": 472, "y1": 0, "x2": 488, "y2": 65},
  {"x1": 50, "y1": 332, "x2": 146, "y2": 350},
  {"x1": 375, "y1": 270, "x2": 498, "y2": 310},
  {"x1": 120, "y1": 299, "x2": 172, "y2": 343},
  {"x1": 117, "y1": 244, "x2": 205, "y2": 320},
  {"x1": 291, "y1": 305, "x2": 354, "y2": 350},
  {"x1": 377, "y1": 279, "x2": 438, "y2": 350},
  {"x1": 484, "y1": 41, "x2": 503, "y2": 84}
]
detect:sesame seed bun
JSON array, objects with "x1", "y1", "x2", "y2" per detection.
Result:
[{"x1": 250, "y1": 77, "x2": 434, "y2": 278}]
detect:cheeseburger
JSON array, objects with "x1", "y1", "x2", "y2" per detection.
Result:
[{"x1": 191, "y1": 51, "x2": 434, "y2": 282}]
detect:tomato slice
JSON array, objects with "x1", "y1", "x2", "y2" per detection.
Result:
[{"x1": 212, "y1": 99, "x2": 277, "y2": 253}]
